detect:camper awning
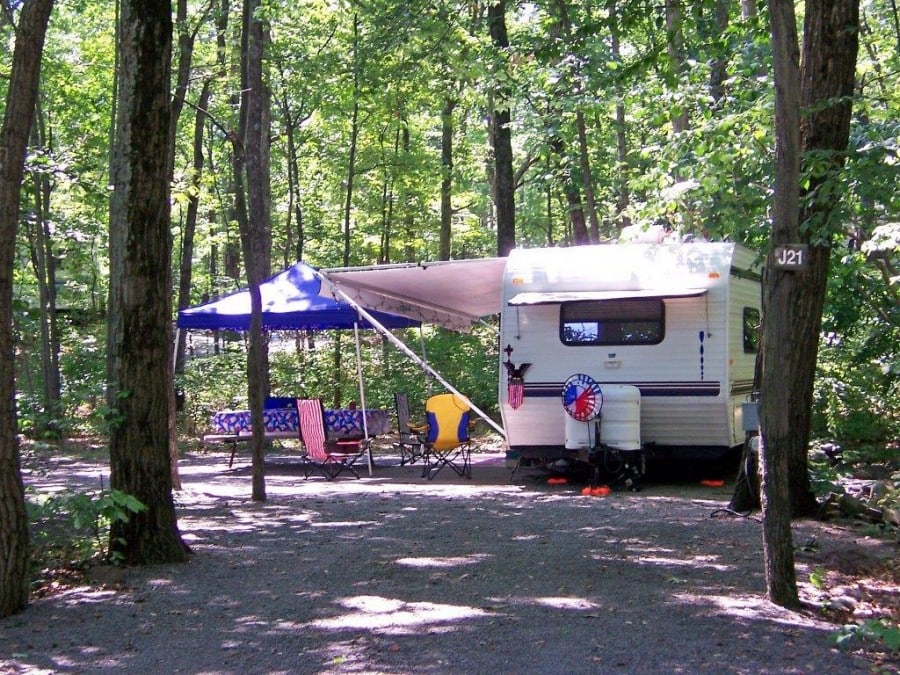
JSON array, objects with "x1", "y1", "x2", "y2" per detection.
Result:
[
  {"x1": 507, "y1": 288, "x2": 709, "y2": 305},
  {"x1": 322, "y1": 258, "x2": 508, "y2": 332}
]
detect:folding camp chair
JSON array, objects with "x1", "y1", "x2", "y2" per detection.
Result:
[
  {"x1": 297, "y1": 398, "x2": 370, "y2": 480},
  {"x1": 411, "y1": 393, "x2": 475, "y2": 480},
  {"x1": 393, "y1": 392, "x2": 425, "y2": 466}
]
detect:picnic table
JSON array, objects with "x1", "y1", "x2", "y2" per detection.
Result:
[{"x1": 204, "y1": 407, "x2": 392, "y2": 467}]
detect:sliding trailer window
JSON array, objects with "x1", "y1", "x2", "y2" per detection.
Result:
[{"x1": 560, "y1": 298, "x2": 664, "y2": 346}]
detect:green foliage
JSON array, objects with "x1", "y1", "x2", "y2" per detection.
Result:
[
  {"x1": 807, "y1": 454, "x2": 844, "y2": 499},
  {"x1": 808, "y1": 566, "x2": 827, "y2": 590},
  {"x1": 27, "y1": 488, "x2": 148, "y2": 567},
  {"x1": 8, "y1": 0, "x2": 900, "y2": 464},
  {"x1": 834, "y1": 619, "x2": 900, "y2": 653}
]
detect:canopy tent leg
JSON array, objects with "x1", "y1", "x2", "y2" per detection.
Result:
[{"x1": 352, "y1": 321, "x2": 373, "y2": 476}]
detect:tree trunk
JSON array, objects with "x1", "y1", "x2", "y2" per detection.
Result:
[
  {"x1": 759, "y1": 0, "x2": 802, "y2": 608},
  {"x1": 26, "y1": 115, "x2": 62, "y2": 430},
  {"x1": 238, "y1": 0, "x2": 272, "y2": 503},
  {"x1": 439, "y1": 96, "x2": 456, "y2": 261},
  {"x1": 107, "y1": 0, "x2": 189, "y2": 566},
  {"x1": 608, "y1": 0, "x2": 630, "y2": 232},
  {"x1": 0, "y1": 0, "x2": 54, "y2": 619},
  {"x1": 174, "y1": 80, "x2": 211, "y2": 378},
  {"x1": 786, "y1": 0, "x2": 860, "y2": 517},
  {"x1": 342, "y1": 13, "x2": 361, "y2": 266},
  {"x1": 665, "y1": 0, "x2": 690, "y2": 134},
  {"x1": 709, "y1": 0, "x2": 730, "y2": 104},
  {"x1": 553, "y1": 0, "x2": 600, "y2": 242},
  {"x1": 488, "y1": 0, "x2": 516, "y2": 257}
]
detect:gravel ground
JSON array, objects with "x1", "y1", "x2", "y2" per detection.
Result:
[{"x1": 1, "y1": 448, "x2": 896, "y2": 674}]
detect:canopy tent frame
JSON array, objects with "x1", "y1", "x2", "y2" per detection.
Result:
[{"x1": 175, "y1": 261, "x2": 425, "y2": 476}]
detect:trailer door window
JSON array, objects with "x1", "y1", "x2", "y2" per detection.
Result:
[{"x1": 560, "y1": 299, "x2": 664, "y2": 346}]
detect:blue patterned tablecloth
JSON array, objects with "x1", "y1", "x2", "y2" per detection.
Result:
[{"x1": 211, "y1": 408, "x2": 391, "y2": 438}]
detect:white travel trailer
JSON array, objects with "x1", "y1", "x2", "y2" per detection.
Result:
[{"x1": 498, "y1": 241, "x2": 761, "y2": 467}]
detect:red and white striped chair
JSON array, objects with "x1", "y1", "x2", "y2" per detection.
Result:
[{"x1": 296, "y1": 398, "x2": 369, "y2": 480}]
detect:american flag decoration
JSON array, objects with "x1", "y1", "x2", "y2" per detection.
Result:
[{"x1": 504, "y1": 361, "x2": 531, "y2": 411}]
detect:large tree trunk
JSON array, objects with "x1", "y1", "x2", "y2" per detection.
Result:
[
  {"x1": 760, "y1": 0, "x2": 802, "y2": 608},
  {"x1": 488, "y1": 0, "x2": 516, "y2": 257},
  {"x1": 0, "y1": 0, "x2": 54, "y2": 619},
  {"x1": 786, "y1": 0, "x2": 860, "y2": 517},
  {"x1": 107, "y1": 0, "x2": 189, "y2": 565}
]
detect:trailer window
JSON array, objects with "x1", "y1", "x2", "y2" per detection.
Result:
[
  {"x1": 743, "y1": 307, "x2": 760, "y2": 353},
  {"x1": 560, "y1": 299, "x2": 664, "y2": 346}
]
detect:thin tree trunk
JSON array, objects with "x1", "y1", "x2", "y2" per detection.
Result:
[
  {"x1": 608, "y1": 0, "x2": 631, "y2": 232},
  {"x1": 488, "y1": 0, "x2": 516, "y2": 256},
  {"x1": 709, "y1": 0, "x2": 730, "y2": 104},
  {"x1": 439, "y1": 96, "x2": 456, "y2": 261},
  {"x1": 27, "y1": 114, "x2": 62, "y2": 427},
  {"x1": 238, "y1": 0, "x2": 272, "y2": 503},
  {"x1": 665, "y1": 0, "x2": 690, "y2": 134},
  {"x1": 175, "y1": 80, "x2": 211, "y2": 378},
  {"x1": 343, "y1": 14, "x2": 361, "y2": 265},
  {"x1": 378, "y1": 127, "x2": 399, "y2": 264},
  {"x1": 0, "y1": 0, "x2": 54, "y2": 619},
  {"x1": 400, "y1": 122, "x2": 415, "y2": 262},
  {"x1": 553, "y1": 0, "x2": 600, "y2": 242}
]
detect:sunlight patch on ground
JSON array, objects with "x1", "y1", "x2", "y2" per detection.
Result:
[
  {"x1": 307, "y1": 594, "x2": 492, "y2": 632},
  {"x1": 394, "y1": 553, "x2": 492, "y2": 568},
  {"x1": 632, "y1": 553, "x2": 732, "y2": 572},
  {"x1": 311, "y1": 520, "x2": 380, "y2": 529},
  {"x1": 672, "y1": 592, "x2": 835, "y2": 629},
  {"x1": 489, "y1": 595, "x2": 601, "y2": 611}
]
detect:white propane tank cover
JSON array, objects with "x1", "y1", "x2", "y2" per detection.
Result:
[
  {"x1": 596, "y1": 384, "x2": 642, "y2": 451},
  {"x1": 564, "y1": 414, "x2": 594, "y2": 450}
]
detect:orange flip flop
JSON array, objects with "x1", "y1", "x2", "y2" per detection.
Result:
[{"x1": 700, "y1": 479, "x2": 725, "y2": 487}]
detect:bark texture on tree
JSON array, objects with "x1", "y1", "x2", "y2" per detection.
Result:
[
  {"x1": 107, "y1": 0, "x2": 188, "y2": 565},
  {"x1": 784, "y1": 0, "x2": 861, "y2": 517},
  {"x1": 238, "y1": 0, "x2": 273, "y2": 502},
  {"x1": 0, "y1": 0, "x2": 54, "y2": 618},
  {"x1": 440, "y1": 96, "x2": 456, "y2": 261},
  {"x1": 760, "y1": 0, "x2": 803, "y2": 608},
  {"x1": 488, "y1": 0, "x2": 516, "y2": 257}
]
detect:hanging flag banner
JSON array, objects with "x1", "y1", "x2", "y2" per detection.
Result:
[{"x1": 504, "y1": 359, "x2": 531, "y2": 411}]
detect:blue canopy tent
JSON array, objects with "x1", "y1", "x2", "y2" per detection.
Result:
[
  {"x1": 177, "y1": 261, "x2": 420, "y2": 331},
  {"x1": 177, "y1": 261, "x2": 421, "y2": 474}
]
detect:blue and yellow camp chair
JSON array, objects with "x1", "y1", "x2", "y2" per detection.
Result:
[{"x1": 410, "y1": 393, "x2": 475, "y2": 480}]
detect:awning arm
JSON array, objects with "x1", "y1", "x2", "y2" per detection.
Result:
[{"x1": 318, "y1": 270, "x2": 507, "y2": 439}]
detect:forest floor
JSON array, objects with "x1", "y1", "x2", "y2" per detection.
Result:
[{"x1": 1, "y1": 439, "x2": 897, "y2": 674}]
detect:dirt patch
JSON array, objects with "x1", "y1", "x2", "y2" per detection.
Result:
[{"x1": 2, "y1": 448, "x2": 897, "y2": 674}]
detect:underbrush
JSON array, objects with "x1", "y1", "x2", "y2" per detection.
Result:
[{"x1": 25, "y1": 482, "x2": 146, "y2": 597}]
